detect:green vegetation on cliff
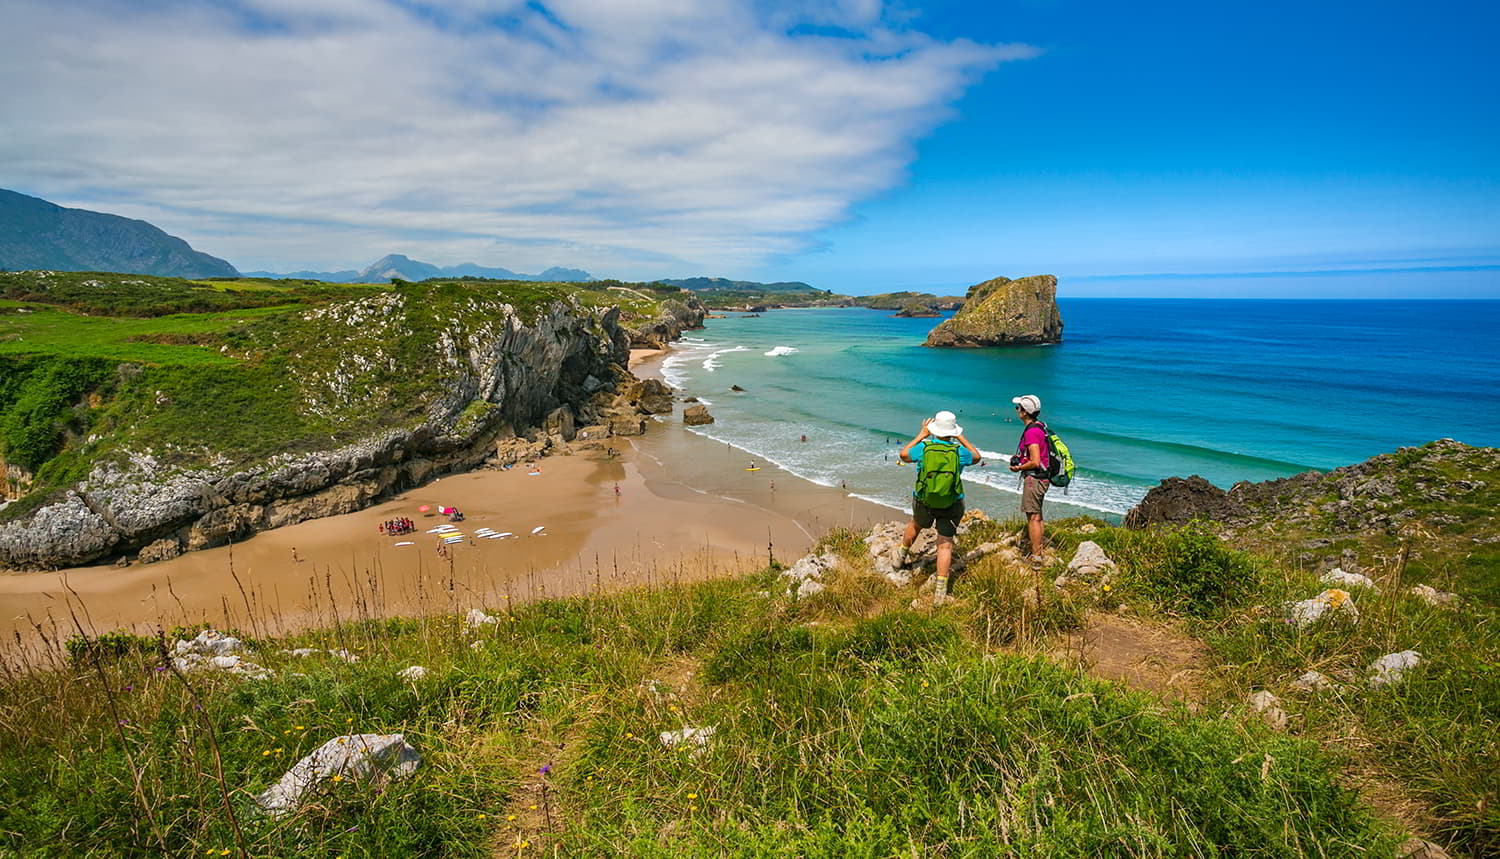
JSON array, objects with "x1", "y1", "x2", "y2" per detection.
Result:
[{"x1": 0, "y1": 271, "x2": 679, "y2": 517}]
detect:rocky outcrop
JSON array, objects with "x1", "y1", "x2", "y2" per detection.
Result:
[
  {"x1": 0, "y1": 296, "x2": 635, "y2": 570},
  {"x1": 924, "y1": 275, "x2": 1062, "y2": 347},
  {"x1": 893, "y1": 303, "x2": 940, "y2": 318},
  {"x1": 683, "y1": 404, "x2": 714, "y2": 425},
  {"x1": 627, "y1": 297, "x2": 706, "y2": 349},
  {"x1": 1124, "y1": 475, "x2": 1247, "y2": 529}
]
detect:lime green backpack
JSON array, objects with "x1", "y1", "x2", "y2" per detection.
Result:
[
  {"x1": 1037, "y1": 422, "x2": 1076, "y2": 488},
  {"x1": 915, "y1": 439, "x2": 963, "y2": 508}
]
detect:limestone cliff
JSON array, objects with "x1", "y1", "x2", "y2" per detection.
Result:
[
  {"x1": 0, "y1": 290, "x2": 641, "y2": 569},
  {"x1": 628, "y1": 297, "x2": 706, "y2": 348},
  {"x1": 923, "y1": 275, "x2": 1062, "y2": 347}
]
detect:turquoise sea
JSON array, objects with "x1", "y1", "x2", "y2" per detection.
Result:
[{"x1": 659, "y1": 300, "x2": 1500, "y2": 520}]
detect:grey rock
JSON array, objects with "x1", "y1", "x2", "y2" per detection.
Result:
[
  {"x1": 254, "y1": 733, "x2": 421, "y2": 818},
  {"x1": 683, "y1": 404, "x2": 715, "y2": 426}
]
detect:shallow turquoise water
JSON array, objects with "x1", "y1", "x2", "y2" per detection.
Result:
[{"x1": 659, "y1": 300, "x2": 1500, "y2": 519}]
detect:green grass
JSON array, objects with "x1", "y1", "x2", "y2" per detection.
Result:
[
  {"x1": 1039, "y1": 517, "x2": 1500, "y2": 857},
  {"x1": 0, "y1": 544, "x2": 1403, "y2": 858},
  {"x1": 0, "y1": 303, "x2": 294, "y2": 365}
]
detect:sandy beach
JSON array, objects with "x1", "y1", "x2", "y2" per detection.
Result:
[{"x1": 0, "y1": 350, "x2": 892, "y2": 647}]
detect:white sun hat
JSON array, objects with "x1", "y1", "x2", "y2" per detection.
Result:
[{"x1": 928, "y1": 410, "x2": 963, "y2": 438}]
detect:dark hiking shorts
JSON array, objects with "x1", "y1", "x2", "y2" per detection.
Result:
[{"x1": 913, "y1": 497, "x2": 965, "y2": 538}]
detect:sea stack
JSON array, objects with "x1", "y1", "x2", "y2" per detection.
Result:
[{"x1": 923, "y1": 274, "x2": 1063, "y2": 347}]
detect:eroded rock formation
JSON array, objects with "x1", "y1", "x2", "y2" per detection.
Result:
[{"x1": 924, "y1": 275, "x2": 1062, "y2": 347}]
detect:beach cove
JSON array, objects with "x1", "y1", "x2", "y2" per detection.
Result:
[{"x1": 0, "y1": 351, "x2": 893, "y2": 647}]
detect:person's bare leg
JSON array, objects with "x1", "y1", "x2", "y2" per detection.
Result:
[
  {"x1": 1027, "y1": 513, "x2": 1045, "y2": 561},
  {"x1": 934, "y1": 535, "x2": 953, "y2": 602}
]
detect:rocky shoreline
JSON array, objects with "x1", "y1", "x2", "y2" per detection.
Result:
[{"x1": 0, "y1": 295, "x2": 705, "y2": 571}]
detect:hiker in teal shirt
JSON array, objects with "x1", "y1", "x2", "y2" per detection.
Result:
[{"x1": 897, "y1": 410, "x2": 984, "y2": 603}]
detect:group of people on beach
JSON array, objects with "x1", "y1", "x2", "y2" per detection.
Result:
[
  {"x1": 379, "y1": 517, "x2": 415, "y2": 536},
  {"x1": 896, "y1": 394, "x2": 1052, "y2": 604}
]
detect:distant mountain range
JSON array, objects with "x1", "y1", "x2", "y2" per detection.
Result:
[
  {"x1": 0, "y1": 188, "x2": 832, "y2": 295},
  {"x1": 245, "y1": 254, "x2": 594, "y2": 284},
  {"x1": 0, "y1": 189, "x2": 238, "y2": 278}
]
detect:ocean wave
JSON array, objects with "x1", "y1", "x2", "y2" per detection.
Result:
[
  {"x1": 702, "y1": 345, "x2": 749, "y2": 372},
  {"x1": 764, "y1": 346, "x2": 799, "y2": 357}
]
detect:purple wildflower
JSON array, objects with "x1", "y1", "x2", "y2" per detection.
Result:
[{"x1": 540, "y1": 764, "x2": 551, "y2": 776}]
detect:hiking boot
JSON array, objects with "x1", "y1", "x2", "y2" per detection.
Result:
[{"x1": 1027, "y1": 554, "x2": 1046, "y2": 569}]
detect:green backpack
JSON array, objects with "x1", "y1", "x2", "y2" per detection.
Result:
[
  {"x1": 915, "y1": 439, "x2": 963, "y2": 509},
  {"x1": 1036, "y1": 422, "x2": 1076, "y2": 489}
]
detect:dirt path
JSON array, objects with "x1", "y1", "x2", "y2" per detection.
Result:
[{"x1": 1064, "y1": 610, "x2": 1212, "y2": 707}]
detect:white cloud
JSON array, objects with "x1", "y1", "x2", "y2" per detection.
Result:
[{"x1": 0, "y1": 0, "x2": 1034, "y2": 275}]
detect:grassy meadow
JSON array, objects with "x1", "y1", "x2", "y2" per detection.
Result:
[{"x1": 7, "y1": 514, "x2": 1495, "y2": 857}]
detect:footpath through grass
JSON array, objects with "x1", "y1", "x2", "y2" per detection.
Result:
[{"x1": 0, "y1": 522, "x2": 1409, "y2": 858}]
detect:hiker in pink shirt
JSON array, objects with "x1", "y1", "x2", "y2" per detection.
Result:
[{"x1": 1007, "y1": 394, "x2": 1050, "y2": 564}]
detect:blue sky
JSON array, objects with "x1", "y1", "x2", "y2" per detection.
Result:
[{"x1": 2, "y1": 0, "x2": 1496, "y2": 296}]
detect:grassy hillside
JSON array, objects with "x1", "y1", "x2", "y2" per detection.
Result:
[
  {"x1": 11, "y1": 510, "x2": 1498, "y2": 856},
  {"x1": 0, "y1": 272, "x2": 675, "y2": 518}
]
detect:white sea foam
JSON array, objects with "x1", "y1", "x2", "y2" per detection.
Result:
[
  {"x1": 764, "y1": 346, "x2": 798, "y2": 357},
  {"x1": 702, "y1": 345, "x2": 748, "y2": 372}
]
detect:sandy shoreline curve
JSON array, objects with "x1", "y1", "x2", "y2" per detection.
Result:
[{"x1": 0, "y1": 348, "x2": 892, "y2": 648}]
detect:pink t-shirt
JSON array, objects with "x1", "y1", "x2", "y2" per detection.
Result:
[{"x1": 1019, "y1": 424, "x2": 1050, "y2": 472}]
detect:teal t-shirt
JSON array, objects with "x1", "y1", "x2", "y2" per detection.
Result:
[{"x1": 909, "y1": 439, "x2": 974, "y2": 499}]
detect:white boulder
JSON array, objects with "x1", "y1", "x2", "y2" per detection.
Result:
[
  {"x1": 255, "y1": 734, "x2": 421, "y2": 817},
  {"x1": 783, "y1": 551, "x2": 837, "y2": 596},
  {"x1": 1065, "y1": 541, "x2": 1118, "y2": 583},
  {"x1": 659, "y1": 725, "x2": 716, "y2": 753},
  {"x1": 465, "y1": 608, "x2": 500, "y2": 630},
  {"x1": 1369, "y1": 650, "x2": 1422, "y2": 687},
  {"x1": 1285, "y1": 589, "x2": 1358, "y2": 628},
  {"x1": 1247, "y1": 690, "x2": 1289, "y2": 730},
  {"x1": 1319, "y1": 568, "x2": 1377, "y2": 592},
  {"x1": 1409, "y1": 584, "x2": 1458, "y2": 608},
  {"x1": 172, "y1": 630, "x2": 269, "y2": 679},
  {"x1": 1290, "y1": 670, "x2": 1334, "y2": 692},
  {"x1": 173, "y1": 629, "x2": 245, "y2": 658}
]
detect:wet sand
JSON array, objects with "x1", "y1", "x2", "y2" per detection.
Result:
[{"x1": 0, "y1": 351, "x2": 892, "y2": 646}]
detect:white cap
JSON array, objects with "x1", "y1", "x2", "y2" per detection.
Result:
[
  {"x1": 928, "y1": 410, "x2": 962, "y2": 437},
  {"x1": 1011, "y1": 394, "x2": 1041, "y2": 415}
]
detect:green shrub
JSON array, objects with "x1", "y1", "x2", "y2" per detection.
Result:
[
  {"x1": 1141, "y1": 522, "x2": 1261, "y2": 618},
  {"x1": 0, "y1": 356, "x2": 112, "y2": 469}
]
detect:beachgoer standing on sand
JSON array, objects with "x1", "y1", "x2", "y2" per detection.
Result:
[
  {"x1": 1008, "y1": 394, "x2": 1050, "y2": 565},
  {"x1": 898, "y1": 410, "x2": 984, "y2": 603}
]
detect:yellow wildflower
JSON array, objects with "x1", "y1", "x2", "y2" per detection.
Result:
[
  {"x1": 262, "y1": 750, "x2": 271, "y2": 757},
  {"x1": 624, "y1": 732, "x2": 634, "y2": 740},
  {"x1": 686, "y1": 792, "x2": 698, "y2": 800},
  {"x1": 478, "y1": 813, "x2": 486, "y2": 820},
  {"x1": 332, "y1": 775, "x2": 343, "y2": 783},
  {"x1": 506, "y1": 814, "x2": 516, "y2": 821},
  {"x1": 528, "y1": 804, "x2": 537, "y2": 810}
]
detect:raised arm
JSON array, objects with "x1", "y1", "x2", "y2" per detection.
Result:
[{"x1": 898, "y1": 419, "x2": 932, "y2": 463}]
